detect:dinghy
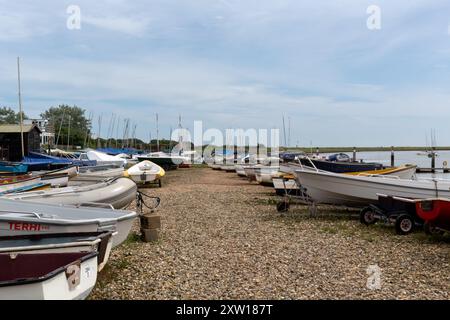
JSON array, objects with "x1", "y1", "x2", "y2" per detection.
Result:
[
  {"x1": 0, "y1": 198, "x2": 137, "y2": 247},
  {"x1": 0, "y1": 176, "x2": 47, "y2": 194},
  {"x1": 294, "y1": 168, "x2": 450, "y2": 207},
  {"x1": 3, "y1": 177, "x2": 137, "y2": 209},
  {"x1": 0, "y1": 251, "x2": 98, "y2": 299},
  {"x1": 234, "y1": 164, "x2": 247, "y2": 177},
  {"x1": 85, "y1": 150, "x2": 126, "y2": 167},
  {"x1": 0, "y1": 161, "x2": 28, "y2": 174},
  {"x1": 77, "y1": 165, "x2": 124, "y2": 178},
  {"x1": 124, "y1": 160, "x2": 165, "y2": 184},
  {"x1": 0, "y1": 231, "x2": 114, "y2": 271},
  {"x1": 254, "y1": 166, "x2": 281, "y2": 185}
]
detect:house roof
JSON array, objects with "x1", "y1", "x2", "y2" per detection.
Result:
[{"x1": 0, "y1": 124, "x2": 42, "y2": 134}]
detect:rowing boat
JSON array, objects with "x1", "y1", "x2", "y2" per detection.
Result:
[
  {"x1": 0, "y1": 198, "x2": 137, "y2": 247},
  {"x1": 124, "y1": 160, "x2": 165, "y2": 184},
  {"x1": 3, "y1": 177, "x2": 137, "y2": 209}
]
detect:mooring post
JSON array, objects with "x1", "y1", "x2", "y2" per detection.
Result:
[
  {"x1": 390, "y1": 146, "x2": 395, "y2": 167},
  {"x1": 316, "y1": 147, "x2": 319, "y2": 156},
  {"x1": 352, "y1": 147, "x2": 356, "y2": 162},
  {"x1": 431, "y1": 148, "x2": 436, "y2": 173}
]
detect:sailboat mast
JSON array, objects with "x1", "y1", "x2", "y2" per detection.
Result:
[
  {"x1": 17, "y1": 57, "x2": 25, "y2": 158},
  {"x1": 156, "y1": 113, "x2": 159, "y2": 152},
  {"x1": 282, "y1": 115, "x2": 287, "y2": 149}
]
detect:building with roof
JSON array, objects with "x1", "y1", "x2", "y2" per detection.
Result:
[{"x1": 0, "y1": 124, "x2": 42, "y2": 161}]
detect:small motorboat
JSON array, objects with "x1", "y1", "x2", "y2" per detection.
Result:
[
  {"x1": 124, "y1": 160, "x2": 165, "y2": 185},
  {"x1": 0, "y1": 231, "x2": 114, "y2": 272},
  {"x1": 0, "y1": 198, "x2": 137, "y2": 247},
  {"x1": 234, "y1": 164, "x2": 246, "y2": 177},
  {"x1": 254, "y1": 166, "x2": 281, "y2": 185},
  {"x1": 294, "y1": 168, "x2": 450, "y2": 207},
  {"x1": 415, "y1": 198, "x2": 450, "y2": 234},
  {"x1": 298, "y1": 154, "x2": 383, "y2": 173},
  {"x1": 3, "y1": 177, "x2": 137, "y2": 209},
  {"x1": 0, "y1": 251, "x2": 98, "y2": 299}
]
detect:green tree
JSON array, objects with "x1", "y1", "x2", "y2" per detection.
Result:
[
  {"x1": 0, "y1": 106, "x2": 27, "y2": 124},
  {"x1": 41, "y1": 105, "x2": 90, "y2": 148}
]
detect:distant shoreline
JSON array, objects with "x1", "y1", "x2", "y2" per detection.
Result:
[{"x1": 279, "y1": 146, "x2": 450, "y2": 153}]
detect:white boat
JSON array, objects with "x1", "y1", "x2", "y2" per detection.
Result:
[
  {"x1": 220, "y1": 164, "x2": 236, "y2": 172},
  {"x1": 77, "y1": 165, "x2": 124, "y2": 178},
  {"x1": 0, "y1": 251, "x2": 98, "y2": 300},
  {"x1": 41, "y1": 173, "x2": 69, "y2": 187},
  {"x1": 254, "y1": 167, "x2": 281, "y2": 185},
  {"x1": 3, "y1": 177, "x2": 137, "y2": 209},
  {"x1": 243, "y1": 166, "x2": 258, "y2": 181},
  {"x1": 84, "y1": 150, "x2": 125, "y2": 167},
  {"x1": 0, "y1": 198, "x2": 137, "y2": 247},
  {"x1": 124, "y1": 160, "x2": 165, "y2": 184},
  {"x1": 0, "y1": 231, "x2": 114, "y2": 272},
  {"x1": 293, "y1": 168, "x2": 450, "y2": 207},
  {"x1": 234, "y1": 164, "x2": 246, "y2": 176}
]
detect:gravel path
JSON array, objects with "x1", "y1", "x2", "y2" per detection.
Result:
[{"x1": 90, "y1": 167, "x2": 450, "y2": 300}]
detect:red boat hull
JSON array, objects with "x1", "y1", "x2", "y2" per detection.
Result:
[{"x1": 416, "y1": 200, "x2": 450, "y2": 231}]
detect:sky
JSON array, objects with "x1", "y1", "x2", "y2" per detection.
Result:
[{"x1": 1, "y1": 0, "x2": 450, "y2": 147}]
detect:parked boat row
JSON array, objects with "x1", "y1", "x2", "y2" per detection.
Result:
[{"x1": 209, "y1": 151, "x2": 450, "y2": 236}]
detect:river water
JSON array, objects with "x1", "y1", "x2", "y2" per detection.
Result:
[{"x1": 320, "y1": 150, "x2": 450, "y2": 180}]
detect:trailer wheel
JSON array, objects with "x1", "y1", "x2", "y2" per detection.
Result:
[
  {"x1": 276, "y1": 201, "x2": 290, "y2": 212},
  {"x1": 395, "y1": 214, "x2": 414, "y2": 235},
  {"x1": 360, "y1": 207, "x2": 377, "y2": 225},
  {"x1": 423, "y1": 222, "x2": 442, "y2": 235}
]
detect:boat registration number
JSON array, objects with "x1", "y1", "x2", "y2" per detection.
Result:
[{"x1": 66, "y1": 261, "x2": 81, "y2": 290}]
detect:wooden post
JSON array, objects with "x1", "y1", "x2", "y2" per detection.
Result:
[
  {"x1": 352, "y1": 147, "x2": 356, "y2": 162},
  {"x1": 140, "y1": 214, "x2": 161, "y2": 242},
  {"x1": 390, "y1": 146, "x2": 395, "y2": 167}
]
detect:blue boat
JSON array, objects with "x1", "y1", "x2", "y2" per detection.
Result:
[
  {"x1": 22, "y1": 152, "x2": 74, "y2": 171},
  {"x1": 0, "y1": 161, "x2": 29, "y2": 174}
]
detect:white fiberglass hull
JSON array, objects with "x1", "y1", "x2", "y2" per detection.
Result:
[
  {"x1": 294, "y1": 169, "x2": 450, "y2": 207},
  {"x1": 4, "y1": 177, "x2": 137, "y2": 209},
  {"x1": 234, "y1": 165, "x2": 246, "y2": 176},
  {"x1": 0, "y1": 198, "x2": 137, "y2": 247}
]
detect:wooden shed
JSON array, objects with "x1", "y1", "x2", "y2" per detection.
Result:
[{"x1": 0, "y1": 124, "x2": 42, "y2": 161}]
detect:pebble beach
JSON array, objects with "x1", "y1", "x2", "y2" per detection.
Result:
[{"x1": 90, "y1": 167, "x2": 450, "y2": 300}]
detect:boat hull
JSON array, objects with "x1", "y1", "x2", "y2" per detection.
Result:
[{"x1": 294, "y1": 169, "x2": 450, "y2": 207}]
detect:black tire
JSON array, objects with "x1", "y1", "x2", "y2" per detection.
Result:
[
  {"x1": 276, "y1": 201, "x2": 290, "y2": 212},
  {"x1": 395, "y1": 214, "x2": 414, "y2": 235},
  {"x1": 360, "y1": 207, "x2": 377, "y2": 225},
  {"x1": 423, "y1": 222, "x2": 442, "y2": 235}
]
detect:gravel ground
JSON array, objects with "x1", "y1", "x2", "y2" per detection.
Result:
[{"x1": 90, "y1": 167, "x2": 450, "y2": 300}]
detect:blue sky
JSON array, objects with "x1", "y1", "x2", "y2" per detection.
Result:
[{"x1": 1, "y1": 0, "x2": 450, "y2": 146}]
